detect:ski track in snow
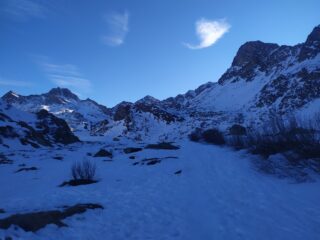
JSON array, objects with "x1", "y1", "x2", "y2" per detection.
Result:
[{"x1": 0, "y1": 141, "x2": 320, "y2": 239}]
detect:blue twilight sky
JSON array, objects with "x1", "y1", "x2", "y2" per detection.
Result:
[{"x1": 0, "y1": 0, "x2": 319, "y2": 107}]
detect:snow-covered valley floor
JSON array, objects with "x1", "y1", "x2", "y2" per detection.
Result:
[{"x1": 1, "y1": 141, "x2": 320, "y2": 240}]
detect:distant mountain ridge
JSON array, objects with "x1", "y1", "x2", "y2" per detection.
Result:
[
  {"x1": 2, "y1": 25, "x2": 320, "y2": 141},
  {"x1": 1, "y1": 87, "x2": 112, "y2": 136}
]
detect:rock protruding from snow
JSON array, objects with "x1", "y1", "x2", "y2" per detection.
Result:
[
  {"x1": 0, "y1": 102, "x2": 79, "y2": 148},
  {"x1": 36, "y1": 109, "x2": 80, "y2": 145}
]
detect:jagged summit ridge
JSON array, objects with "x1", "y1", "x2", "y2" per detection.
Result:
[
  {"x1": 231, "y1": 41, "x2": 279, "y2": 68},
  {"x1": 135, "y1": 95, "x2": 160, "y2": 105},
  {"x1": 0, "y1": 87, "x2": 113, "y2": 136},
  {"x1": 47, "y1": 87, "x2": 80, "y2": 102},
  {"x1": 2, "y1": 91, "x2": 21, "y2": 103},
  {"x1": 305, "y1": 24, "x2": 320, "y2": 44},
  {"x1": 218, "y1": 25, "x2": 320, "y2": 86}
]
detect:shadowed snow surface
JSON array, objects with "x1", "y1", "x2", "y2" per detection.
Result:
[{"x1": 0, "y1": 141, "x2": 319, "y2": 239}]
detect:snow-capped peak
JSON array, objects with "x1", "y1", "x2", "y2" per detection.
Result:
[
  {"x1": 135, "y1": 95, "x2": 160, "y2": 105},
  {"x1": 46, "y1": 87, "x2": 80, "y2": 102},
  {"x1": 2, "y1": 90, "x2": 21, "y2": 103}
]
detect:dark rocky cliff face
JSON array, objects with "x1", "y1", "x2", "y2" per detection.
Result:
[
  {"x1": 218, "y1": 41, "x2": 279, "y2": 84},
  {"x1": 218, "y1": 25, "x2": 320, "y2": 86},
  {"x1": 231, "y1": 41, "x2": 279, "y2": 68},
  {"x1": 36, "y1": 109, "x2": 80, "y2": 144},
  {"x1": 47, "y1": 88, "x2": 79, "y2": 100},
  {"x1": 298, "y1": 25, "x2": 320, "y2": 61},
  {"x1": 134, "y1": 102, "x2": 183, "y2": 123},
  {"x1": 0, "y1": 105, "x2": 79, "y2": 148},
  {"x1": 113, "y1": 102, "x2": 133, "y2": 122}
]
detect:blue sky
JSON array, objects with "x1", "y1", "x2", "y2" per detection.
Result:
[{"x1": 0, "y1": 0, "x2": 319, "y2": 107}]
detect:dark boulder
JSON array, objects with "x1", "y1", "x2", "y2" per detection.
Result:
[
  {"x1": 229, "y1": 124, "x2": 247, "y2": 136},
  {"x1": 202, "y1": 128, "x2": 225, "y2": 145},
  {"x1": 93, "y1": 149, "x2": 113, "y2": 158},
  {"x1": 145, "y1": 142, "x2": 180, "y2": 150},
  {"x1": 15, "y1": 167, "x2": 38, "y2": 173},
  {"x1": 59, "y1": 179, "x2": 98, "y2": 187},
  {"x1": 123, "y1": 147, "x2": 143, "y2": 154},
  {"x1": 0, "y1": 203, "x2": 103, "y2": 232}
]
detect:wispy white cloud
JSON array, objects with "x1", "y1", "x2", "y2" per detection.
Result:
[
  {"x1": 0, "y1": 77, "x2": 32, "y2": 87},
  {"x1": 2, "y1": 0, "x2": 46, "y2": 21},
  {"x1": 102, "y1": 10, "x2": 129, "y2": 46},
  {"x1": 184, "y1": 18, "x2": 230, "y2": 49},
  {"x1": 40, "y1": 60, "x2": 92, "y2": 94}
]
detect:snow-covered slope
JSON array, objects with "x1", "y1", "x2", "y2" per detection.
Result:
[{"x1": 0, "y1": 140, "x2": 319, "y2": 239}]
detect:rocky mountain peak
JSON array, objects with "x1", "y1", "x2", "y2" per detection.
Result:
[
  {"x1": 218, "y1": 41, "x2": 279, "y2": 84},
  {"x1": 305, "y1": 25, "x2": 320, "y2": 45},
  {"x1": 232, "y1": 41, "x2": 279, "y2": 67},
  {"x1": 298, "y1": 25, "x2": 320, "y2": 61},
  {"x1": 46, "y1": 87, "x2": 79, "y2": 102},
  {"x1": 113, "y1": 101, "x2": 133, "y2": 121},
  {"x1": 1, "y1": 91, "x2": 21, "y2": 103},
  {"x1": 135, "y1": 95, "x2": 160, "y2": 105}
]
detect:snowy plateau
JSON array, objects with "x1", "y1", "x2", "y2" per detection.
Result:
[{"x1": 0, "y1": 25, "x2": 320, "y2": 240}]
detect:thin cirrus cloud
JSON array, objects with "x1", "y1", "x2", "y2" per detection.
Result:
[
  {"x1": 0, "y1": 77, "x2": 32, "y2": 87},
  {"x1": 40, "y1": 60, "x2": 92, "y2": 94},
  {"x1": 184, "y1": 18, "x2": 230, "y2": 49},
  {"x1": 101, "y1": 11, "x2": 129, "y2": 46},
  {"x1": 2, "y1": 0, "x2": 46, "y2": 21}
]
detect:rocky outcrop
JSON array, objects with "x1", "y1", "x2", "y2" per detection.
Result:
[
  {"x1": 298, "y1": 25, "x2": 320, "y2": 61},
  {"x1": 36, "y1": 109, "x2": 80, "y2": 145},
  {"x1": 135, "y1": 102, "x2": 183, "y2": 123},
  {"x1": 113, "y1": 102, "x2": 133, "y2": 122},
  {"x1": 0, "y1": 203, "x2": 103, "y2": 232},
  {"x1": 0, "y1": 103, "x2": 79, "y2": 148}
]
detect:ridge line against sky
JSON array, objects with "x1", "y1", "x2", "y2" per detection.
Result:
[{"x1": 0, "y1": 0, "x2": 319, "y2": 106}]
